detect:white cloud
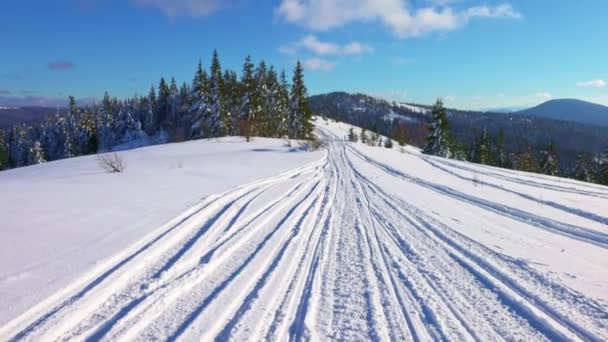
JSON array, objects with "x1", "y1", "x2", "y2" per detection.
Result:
[
  {"x1": 443, "y1": 95, "x2": 456, "y2": 101},
  {"x1": 276, "y1": 0, "x2": 521, "y2": 38},
  {"x1": 576, "y1": 79, "x2": 606, "y2": 88},
  {"x1": 343, "y1": 41, "x2": 374, "y2": 55},
  {"x1": 302, "y1": 58, "x2": 336, "y2": 71},
  {"x1": 280, "y1": 35, "x2": 373, "y2": 56},
  {"x1": 132, "y1": 0, "x2": 227, "y2": 17},
  {"x1": 535, "y1": 92, "x2": 552, "y2": 101}
]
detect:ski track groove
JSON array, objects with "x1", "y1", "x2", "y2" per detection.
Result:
[{"x1": 3, "y1": 130, "x2": 607, "y2": 341}]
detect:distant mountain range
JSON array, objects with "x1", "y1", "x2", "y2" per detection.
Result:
[
  {"x1": 0, "y1": 106, "x2": 61, "y2": 128},
  {"x1": 514, "y1": 99, "x2": 608, "y2": 126},
  {"x1": 309, "y1": 92, "x2": 608, "y2": 167}
]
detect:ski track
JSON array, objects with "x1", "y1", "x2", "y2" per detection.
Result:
[{"x1": 2, "y1": 130, "x2": 607, "y2": 341}]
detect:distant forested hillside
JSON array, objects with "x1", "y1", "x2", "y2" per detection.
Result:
[{"x1": 309, "y1": 92, "x2": 608, "y2": 169}]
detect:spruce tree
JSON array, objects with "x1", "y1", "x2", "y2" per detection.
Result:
[
  {"x1": 169, "y1": 77, "x2": 179, "y2": 124},
  {"x1": 254, "y1": 61, "x2": 269, "y2": 136},
  {"x1": 29, "y1": 141, "x2": 46, "y2": 164},
  {"x1": 347, "y1": 127, "x2": 358, "y2": 142},
  {"x1": 384, "y1": 138, "x2": 393, "y2": 149},
  {"x1": 276, "y1": 70, "x2": 290, "y2": 138},
  {"x1": 208, "y1": 50, "x2": 226, "y2": 136},
  {"x1": 0, "y1": 133, "x2": 7, "y2": 169},
  {"x1": 599, "y1": 146, "x2": 608, "y2": 185},
  {"x1": 574, "y1": 152, "x2": 593, "y2": 183},
  {"x1": 495, "y1": 129, "x2": 507, "y2": 167},
  {"x1": 239, "y1": 55, "x2": 256, "y2": 133},
  {"x1": 289, "y1": 61, "x2": 312, "y2": 139},
  {"x1": 360, "y1": 128, "x2": 368, "y2": 144},
  {"x1": 157, "y1": 77, "x2": 170, "y2": 128},
  {"x1": 540, "y1": 141, "x2": 559, "y2": 176},
  {"x1": 423, "y1": 99, "x2": 451, "y2": 158},
  {"x1": 474, "y1": 127, "x2": 491, "y2": 165}
]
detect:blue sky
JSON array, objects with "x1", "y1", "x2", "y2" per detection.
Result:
[{"x1": 1, "y1": 0, "x2": 607, "y2": 110}]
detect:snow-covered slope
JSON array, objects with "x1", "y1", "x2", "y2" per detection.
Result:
[
  {"x1": 0, "y1": 137, "x2": 323, "y2": 326},
  {"x1": 1, "y1": 120, "x2": 607, "y2": 341}
]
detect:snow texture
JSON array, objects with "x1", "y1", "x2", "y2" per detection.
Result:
[{"x1": 1, "y1": 120, "x2": 607, "y2": 341}]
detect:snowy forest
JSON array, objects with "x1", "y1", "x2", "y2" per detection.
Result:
[
  {"x1": 312, "y1": 93, "x2": 608, "y2": 185},
  {"x1": 420, "y1": 100, "x2": 608, "y2": 185},
  {"x1": 0, "y1": 51, "x2": 313, "y2": 170}
]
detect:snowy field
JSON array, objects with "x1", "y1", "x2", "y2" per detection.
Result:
[
  {"x1": 0, "y1": 137, "x2": 323, "y2": 327},
  {"x1": 1, "y1": 119, "x2": 607, "y2": 341}
]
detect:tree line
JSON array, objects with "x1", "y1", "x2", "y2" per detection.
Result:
[
  {"x1": 422, "y1": 99, "x2": 608, "y2": 185},
  {"x1": 0, "y1": 51, "x2": 313, "y2": 170}
]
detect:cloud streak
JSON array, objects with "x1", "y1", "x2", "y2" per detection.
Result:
[
  {"x1": 302, "y1": 58, "x2": 336, "y2": 71},
  {"x1": 132, "y1": 0, "x2": 228, "y2": 18},
  {"x1": 48, "y1": 60, "x2": 76, "y2": 70},
  {"x1": 281, "y1": 35, "x2": 373, "y2": 56},
  {"x1": 576, "y1": 79, "x2": 606, "y2": 88},
  {"x1": 276, "y1": 0, "x2": 521, "y2": 38}
]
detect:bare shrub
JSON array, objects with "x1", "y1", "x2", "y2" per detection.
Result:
[
  {"x1": 98, "y1": 153, "x2": 125, "y2": 173},
  {"x1": 472, "y1": 170, "x2": 479, "y2": 187}
]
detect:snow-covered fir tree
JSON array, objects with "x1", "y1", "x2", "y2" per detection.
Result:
[
  {"x1": 207, "y1": 50, "x2": 226, "y2": 137},
  {"x1": 28, "y1": 141, "x2": 46, "y2": 164},
  {"x1": 360, "y1": 128, "x2": 368, "y2": 144},
  {"x1": 600, "y1": 146, "x2": 608, "y2": 185},
  {"x1": 495, "y1": 129, "x2": 508, "y2": 168},
  {"x1": 254, "y1": 61, "x2": 271, "y2": 136},
  {"x1": 474, "y1": 127, "x2": 491, "y2": 165},
  {"x1": 289, "y1": 61, "x2": 312, "y2": 139},
  {"x1": 239, "y1": 55, "x2": 256, "y2": 134},
  {"x1": 539, "y1": 141, "x2": 559, "y2": 176},
  {"x1": 347, "y1": 127, "x2": 358, "y2": 142},
  {"x1": 275, "y1": 70, "x2": 290, "y2": 138},
  {"x1": 574, "y1": 152, "x2": 593, "y2": 182},
  {"x1": 423, "y1": 99, "x2": 451, "y2": 158},
  {"x1": 0, "y1": 51, "x2": 314, "y2": 171}
]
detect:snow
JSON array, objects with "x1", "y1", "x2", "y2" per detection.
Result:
[
  {"x1": 0, "y1": 137, "x2": 323, "y2": 327},
  {"x1": 1, "y1": 119, "x2": 607, "y2": 341},
  {"x1": 383, "y1": 109, "x2": 419, "y2": 123},
  {"x1": 393, "y1": 102, "x2": 430, "y2": 114}
]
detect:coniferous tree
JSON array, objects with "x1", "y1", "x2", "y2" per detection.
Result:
[
  {"x1": 597, "y1": 146, "x2": 608, "y2": 185},
  {"x1": 347, "y1": 127, "x2": 358, "y2": 142},
  {"x1": 474, "y1": 127, "x2": 491, "y2": 165},
  {"x1": 540, "y1": 141, "x2": 559, "y2": 176},
  {"x1": 0, "y1": 135, "x2": 7, "y2": 169},
  {"x1": 495, "y1": 129, "x2": 508, "y2": 168},
  {"x1": 574, "y1": 152, "x2": 594, "y2": 183},
  {"x1": 239, "y1": 55, "x2": 256, "y2": 134},
  {"x1": 145, "y1": 85, "x2": 157, "y2": 134},
  {"x1": 207, "y1": 50, "x2": 226, "y2": 136},
  {"x1": 384, "y1": 138, "x2": 393, "y2": 149},
  {"x1": 360, "y1": 128, "x2": 368, "y2": 144},
  {"x1": 423, "y1": 99, "x2": 451, "y2": 157},
  {"x1": 289, "y1": 61, "x2": 313, "y2": 139},
  {"x1": 169, "y1": 77, "x2": 180, "y2": 124},
  {"x1": 264, "y1": 67, "x2": 281, "y2": 137},
  {"x1": 157, "y1": 77, "x2": 170, "y2": 128},
  {"x1": 28, "y1": 141, "x2": 46, "y2": 164},
  {"x1": 222, "y1": 70, "x2": 240, "y2": 135},
  {"x1": 276, "y1": 70, "x2": 290, "y2": 137},
  {"x1": 254, "y1": 61, "x2": 269, "y2": 136}
]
